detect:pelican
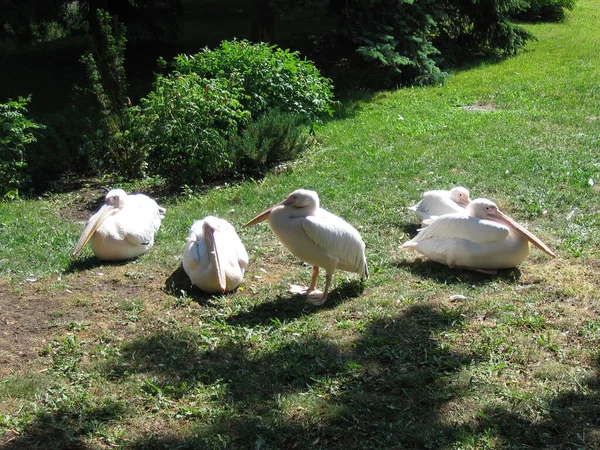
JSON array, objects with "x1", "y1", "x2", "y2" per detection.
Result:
[
  {"x1": 182, "y1": 216, "x2": 249, "y2": 294},
  {"x1": 71, "y1": 188, "x2": 165, "y2": 260},
  {"x1": 408, "y1": 186, "x2": 471, "y2": 224},
  {"x1": 401, "y1": 198, "x2": 555, "y2": 272},
  {"x1": 244, "y1": 189, "x2": 368, "y2": 305}
]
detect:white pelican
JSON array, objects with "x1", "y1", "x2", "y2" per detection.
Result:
[
  {"x1": 182, "y1": 216, "x2": 249, "y2": 294},
  {"x1": 401, "y1": 198, "x2": 555, "y2": 272},
  {"x1": 72, "y1": 188, "x2": 165, "y2": 260},
  {"x1": 244, "y1": 189, "x2": 368, "y2": 305},
  {"x1": 408, "y1": 186, "x2": 471, "y2": 224}
]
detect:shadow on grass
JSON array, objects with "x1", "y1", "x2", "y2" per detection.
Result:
[
  {"x1": 225, "y1": 279, "x2": 367, "y2": 326},
  {"x1": 476, "y1": 360, "x2": 600, "y2": 448},
  {"x1": 63, "y1": 256, "x2": 132, "y2": 274},
  {"x1": 5, "y1": 297, "x2": 599, "y2": 449},
  {"x1": 163, "y1": 264, "x2": 221, "y2": 306},
  {"x1": 96, "y1": 303, "x2": 480, "y2": 448},
  {"x1": 2, "y1": 399, "x2": 125, "y2": 450},
  {"x1": 397, "y1": 257, "x2": 523, "y2": 285}
]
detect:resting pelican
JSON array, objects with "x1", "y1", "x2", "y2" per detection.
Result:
[
  {"x1": 408, "y1": 186, "x2": 471, "y2": 224},
  {"x1": 72, "y1": 189, "x2": 165, "y2": 260},
  {"x1": 244, "y1": 189, "x2": 368, "y2": 305},
  {"x1": 401, "y1": 198, "x2": 555, "y2": 272},
  {"x1": 182, "y1": 216, "x2": 249, "y2": 294}
]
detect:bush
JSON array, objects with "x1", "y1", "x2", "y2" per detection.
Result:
[
  {"x1": 0, "y1": 96, "x2": 44, "y2": 199},
  {"x1": 227, "y1": 109, "x2": 309, "y2": 177},
  {"x1": 79, "y1": 9, "x2": 147, "y2": 179},
  {"x1": 172, "y1": 40, "x2": 336, "y2": 123},
  {"x1": 130, "y1": 40, "x2": 334, "y2": 187},
  {"x1": 269, "y1": 0, "x2": 534, "y2": 88},
  {"x1": 511, "y1": 0, "x2": 576, "y2": 22},
  {"x1": 24, "y1": 107, "x2": 89, "y2": 192},
  {"x1": 433, "y1": 0, "x2": 533, "y2": 66},
  {"x1": 131, "y1": 73, "x2": 251, "y2": 185}
]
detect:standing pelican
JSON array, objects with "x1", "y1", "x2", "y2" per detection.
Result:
[
  {"x1": 182, "y1": 216, "x2": 249, "y2": 294},
  {"x1": 244, "y1": 189, "x2": 368, "y2": 305},
  {"x1": 401, "y1": 198, "x2": 555, "y2": 272},
  {"x1": 72, "y1": 189, "x2": 165, "y2": 261},
  {"x1": 408, "y1": 186, "x2": 471, "y2": 224}
]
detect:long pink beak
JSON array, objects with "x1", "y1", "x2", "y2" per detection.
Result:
[
  {"x1": 243, "y1": 198, "x2": 290, "y2": 228},
  {"x1": 493, "y1": 210, "x2": 556, "y2": 258},
  {"x1": 204, "y1": 222, "x2": 226, "y2": 293},
  {"x1": 71, "y1": 204, "x2": 116, "y2": 258}
]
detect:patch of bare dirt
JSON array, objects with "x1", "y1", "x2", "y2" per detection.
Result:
[
  {"x1": 0, "y1": 262, "x2": 179, "y2": 376},
  {"x1": 0, "y1": 283, "x2": 89, "y2": 373}
]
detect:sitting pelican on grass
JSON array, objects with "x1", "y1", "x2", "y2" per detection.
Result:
[
  {"x1": 401, "y1": 198, "x2": 555, "y2": 273},
  {"x1": 71, "y1": 189, "x2": 165, "y2": 261},
  {"x1": 182, "y1": 216, "x2": 249, "y2": 294},
  {"x1": 244, "y1": 189, "x2": 368, "y2": 305},
  {"x1": 408, "y1": 186, "x2": 471, "y2": 224}
]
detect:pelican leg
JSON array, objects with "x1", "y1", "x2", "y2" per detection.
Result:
[
  {"x1": 308, "y1": 266, "x2": 319, "y2": 291},
  {"x1": 307, "y1": 269, "x2": 333, "y2": 306},
  {"x1": 471, "y1": 268, "x2": 498, "y2": 275},
  {"x1": 290, "y1": 266, "x2": 323, "y2": 297}
]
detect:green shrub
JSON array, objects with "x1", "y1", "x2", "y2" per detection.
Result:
[
  {"x1": 24, "y1": 107, "x2": 89, "y2": 192},
  {"x1": 434, "y1": 0, "x2": 533, "y2": 66},
  {"x1": 172, "y1": 40, "x2": 336, "y2": 123},
  {"x1": 227, "y1": 109, "x2": 309, "y2": 177},
  {"x1": 511, "y1": 0, "x2": 576, "y2": 22},
  {"x1": 79, "y1": 9, "x2": 146, "y2": 178},
  {"x1": 131, "y1": 73, "x2": 251, "y2": 186},
  {"x1": 130, "y1": 40, "x2": 334, "y2": 187},
  {"x1": 0, "y1": 96, "x2": 44, "y2": 199}
]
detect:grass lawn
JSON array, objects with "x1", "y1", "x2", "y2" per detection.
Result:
[{"x1": 1, "y1": 1, "x2": 599, "y2": 448}]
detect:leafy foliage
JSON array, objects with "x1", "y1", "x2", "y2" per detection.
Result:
[
  {"x1": 0, "y1": 96, "x2": 44, "y2": 199},
  {"x1": 131, "y1": 73, "x2": 250, "y2": 185},
  {"x1": 130, "y1": 40, "x2": 334, "y2": 187},
  {"x1": 172, "y1": 39, "x2": 336, "y2": 123},
  {"x1": 270, "y1": 0, "x2": 536, "y2": 88},
  {"x1": 512, "y1": 0, "x2": 577, "y2": 22},
  {"x1": 226, "y1": 108, "x2": 309, "y2": 177},
  {"x1": 79, "y1": 9, "x2": 146, "y2": 178},
  {"x1": 434, "y1": 0, "x2": 534, "y2": 65}
]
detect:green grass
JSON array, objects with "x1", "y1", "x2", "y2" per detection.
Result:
[{"x1": 1, "y1": 1, "x2": 600, "y2": 448}]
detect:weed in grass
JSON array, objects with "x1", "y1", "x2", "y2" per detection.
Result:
[{"x1": 117, "y1": 298, "x2": 144, "y2": 322}]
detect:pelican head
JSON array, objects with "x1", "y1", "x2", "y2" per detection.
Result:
[
  {"x1": 449, "y1": 186, "x2": 471, "y2": 207},
  {"x1": 467, "y1": 198, "x2": 556, "y2": 258},
  {"x1": 243, "y1": 189, "x2": 320, "y2": 227},
  {"x1": 200, "y1": 216, "x2": 227, "y2": 293},
  {"x1": 71, "y1": 189, "x2": 128, "y2": 258}
]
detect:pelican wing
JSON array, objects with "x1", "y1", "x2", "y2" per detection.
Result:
[
  {"x1": 302, "y1": 210, "x2": 365, "y2": 270},
  {"x1": 408, "y1": 190, "x2": 465, "y2": 222},
  {"x1": 218, "y1": 220, "x2": 249, "y2": 270},
  {"x1": 118, "y1": 194, "x2": 164, "y2": 245},
  {"x1": 408, "y1": 213, "x2": 510, "y2": 245}
]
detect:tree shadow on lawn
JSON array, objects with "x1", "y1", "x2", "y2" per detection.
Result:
[
  {"x1": 63, "y1": 256, "x2": 133, "y2": 274},
  {"x1": 163, "y1": 263, "x2": 223, "y2": 306},
  {"x1": 6, "y1": 300, "x2": 599, "y2": 449},
  {"x1": 2, "y1": 399, "x2": 126, "y2": 450},
  {"x1": 476, "y1": 357, "x2": 600, "y2": 449},
  {"x1": 225, "y1": 279, "x2": 366, "y2": 327},
  {"x1": 98, "y1": 303, "x2": 480, "y2": 448},
  {"x1": 397, "y1": 257, "x2": 523, "y2": 285}
]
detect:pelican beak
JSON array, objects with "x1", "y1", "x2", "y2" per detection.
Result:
[
  {"x1": 494, "y1": 210, "x2": 556, "y2": 258},
  {"x1": 243, "y1": 198, "x2": 289, "y2": 227},
  {"x1": 71, "y1": 204, "x2": 115, "y2": 258},
  {"x1": 458, "y1": 196, "x2": 471, "y2": 207},
  {"x1": 205, "y1": 223, "x2": 226, "y2": 293}
]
